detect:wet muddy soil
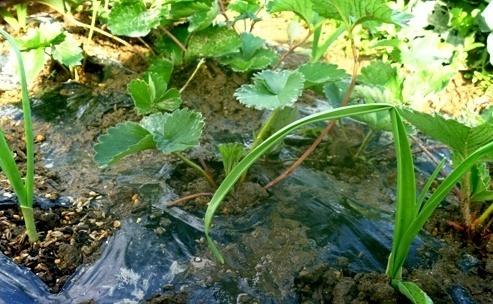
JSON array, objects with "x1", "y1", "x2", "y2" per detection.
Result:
[{"x1": 0, "y1": 8, "x2": 492, "y2": 303}]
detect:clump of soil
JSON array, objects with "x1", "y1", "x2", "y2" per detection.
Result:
[
  {"x1": 296, "y1": 259, "x2": 406, "y2": 303},
  {"x1": 0, "y1": 199, "x2": 116, "y2": 292}
]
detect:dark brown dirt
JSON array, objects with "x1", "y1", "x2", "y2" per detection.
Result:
[{"x1": 0, "y1": 6, "x2": 493, "y2": 303}]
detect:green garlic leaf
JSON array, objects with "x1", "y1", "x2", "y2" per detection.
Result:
[
  {"x1": 310, "y1": 0, "x2": 412, "y2": 28},
  {"x1": 399, "y1": 107, "x2": 493, "y2": 163},
  {"x1": 140, "y1": 109, "x2": 204, "y2": 154},
  {"x1": 93, "y1": 122, "x2": 156, "y2": 168},
  {"x1": 393, "y1": 280, "x2": 433, "y2": 304},
  {"x1": 107, "y1": 0, "x2": 160, "y2": 37},
  {"x1": 19, "y1": 48, "x2": 46, "y2": 86},
  {"x1": 51, "y1": 33, "x2": 83, "y2": 66},
  {"x1": 235, "y1": 70, "x2": 304, "y2": 110},
  {"x1": 267, "y1": 0, "x2": 315, "y2": 25},
  {"x1": 186, "y1": 26, "x2": 242, "y2": 61},
  {"x1": 297, "y1": 62, "x2": 350, "y2": 89}
]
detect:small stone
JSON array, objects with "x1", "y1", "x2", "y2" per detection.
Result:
[
  {"x1": 35, "y1": 134, "x2": 45, "y2": 143},
  {"x1": 113, "y1": 220, "x2": 121, "y2": 228}
]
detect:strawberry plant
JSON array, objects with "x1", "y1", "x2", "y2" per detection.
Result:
[
  {"x1": 93, "y1": 108, "x2": 217, "y2": 188},
  {"x1": 14, "y1": 21, "x2": 83, "y2": 84}
]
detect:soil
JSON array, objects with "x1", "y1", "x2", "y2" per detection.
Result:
[{"x1": 0, "y1": 5, "x2": 493, "y2": 304}]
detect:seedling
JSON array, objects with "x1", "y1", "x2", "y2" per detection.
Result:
[
  {"x1": 399, "y1": 107, "x2": 493, "y2": 235},
  {"x1": 93, "y1": 109, "x2": 217, "y2": 189},
  {"x1": 0, "y1": 2, "x2": 27, "y2": 31},
  {"x1": 15, "y1": 21, "x2": 83, "y2": 83},
  {"x1": 387, "y1": 107, "x2": 493, "y2": 304},
  {"x1": 0, "y1": 29, "x2": 38, "y2": 242}
]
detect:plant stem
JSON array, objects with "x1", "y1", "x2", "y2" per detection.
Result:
[
  {"x1": 180, "y1": 58, "x2": 205, "y2": 94},
  {"x1": 410, "y1": 135, "x2": 462, "y2": 201},
  {"x1": 172, "y1": 152, "x2": 217, "y2": 189},
  {"x1": 0, "y1": 28, "x2": 38, "y2": 242},
  {"x1": 272, "y1": 30, "x2": 312, "y2": 70},
  {"x1": 167, "y1": 192, "x2": 214, "y2": 208},
  {"x1": 162, "y1": 27, "x2": 187, "y2": 52},
  {"x1": 218, "y1": 0, "x2": 230, "y2": 28},
  {"x1": 83, "y1": 0, "x2": 99, "y2": 70},
  {"x1": 461, "y1": 171, "x2": 472, "y2": 233},
  {"x1": 264, "y1": 33, "x2": 359, "y2": 190},
  {"x1": 477, "y1": 202, "x2": 493, "y2": 228},
  {"x1": 353, "y1": 129, "x2": 375, "y2": 160},
  {"x1": 239, "y1": 108, "x2": 280, "y2": 184}
]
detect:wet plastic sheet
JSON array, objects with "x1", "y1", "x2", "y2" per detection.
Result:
[
  {"x1": 0, "y1": 84, "x2": 438, "y2": 303},
  {"x1": 0, "y1": 164, "x2": 437, "y2": 303}
]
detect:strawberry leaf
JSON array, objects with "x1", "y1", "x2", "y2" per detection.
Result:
[
  {"x1": 93, "y1": 122, "x2": 156, "y2": 168},
  {"x1": 235, "y1": 70, "x2": 305, "y2": 110},
  {"x1": 140, "y1": 109, "x2": 204, "y2": 154},
  {"x1": 107, "y1": 0, "x2": 160, "y2": 37}
]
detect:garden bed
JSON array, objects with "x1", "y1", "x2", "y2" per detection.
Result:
[{"x1": 1, "y1": 1, "x2": 493, "y2": 303}]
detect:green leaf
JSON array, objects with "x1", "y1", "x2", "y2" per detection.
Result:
[
  {"x1": 264, "y1": 106, "x2": 299, "y2": 154},
  {"x1": 392, "y1": 280, "x2": 434, "y2": 304},
  {"x1": 140, "y1": 109, "x2": 204, "y2": 154},
  {"x1": 477, "y1": 1, "x2": 493, "y2": 32},
  {"x1": 186, "y1": 26, "x2": 242, "y2": 61},
  {"x1": 19, "y1": 48, "x2": 46, "y2": 86},
  {"x1": 16, "y1": 22, "x2": 64, "y2": 51},
  {"x1": 128, "y1": 73, "x2": 181, "y2": 115},
  {"x1": 188, "y1": 1, "x2": 219, "y2": 32},
  {"x1": 267, "y1": 0, "x2": 315, "y2": 25},
  {"x1": 470, "y1": 163, "x2": 492, "y2": 201},
  {"x1": 147, "y1": 57, "x2": 174, "y2": 84},
  {"x1": 358, "y1": 61, "x2": 403, "y2": 102},
  {"x1": 93, "y1": 122, "x2": 156, "y2": 168},
  {"x1": 220, "y1": 32, "x2": 277, "y2": 72},
  {"x1": 310, "y1": 0, "x2": 412, "y2": 28},
  {"x1": 351, "y1": 87, "x2": 395, "y2": 131},
  {"x1": 296, "y1": 62, "x2": 350, "y2": 89},
  {"x1": 154, "y1": 24, "x2": 189, "y2": 66},
  {"x1": 155, "y1": 88, "x2": 182, "y2": 112},
  {"x1": 234, "y1": 70, "x2": 305, "y2": 110},
  {"x1": 50, "y1": 33, "x2": 83, "y2": 66},
  {"x1": 398, "y1": 108, "x2": 493, "y2": 163},
  {"x1": 218, "y1": 143, "x2": 245, "y2": 176},
  {"x1": 402, "y1": 68, "x2": 455, "y2": 103},
  {"x1": 107, "y1": 0, "x2": 160, "y2": 37},
  {"x1": 168, "y1": 0, "x2": 211, "y2": 18},
  {"x1": 128, "y1": 79, "x2": 154, "y2": 114},
  {"x1": 228, "y1": 0, "x2": 262, "y2": 24},
  {"x1": 400, "y1": 34, "x2": 455, "y2": 71}
]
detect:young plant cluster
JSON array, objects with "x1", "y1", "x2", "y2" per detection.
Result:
[{"x1": 1, "y1": 0, "x2": 493, "y2": 303}]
